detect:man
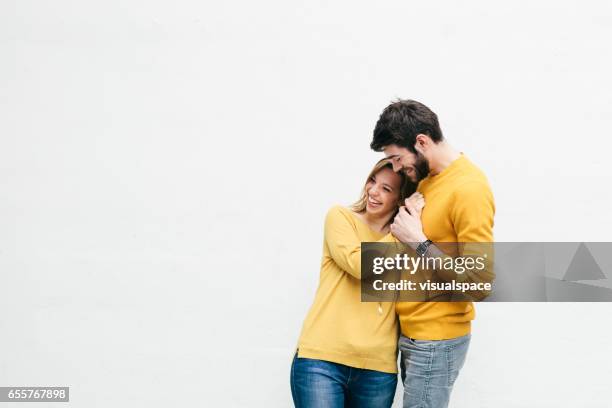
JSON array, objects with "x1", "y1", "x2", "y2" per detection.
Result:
[{"x1": 370, "y1": 99, "x2": 495, "y2": 408}]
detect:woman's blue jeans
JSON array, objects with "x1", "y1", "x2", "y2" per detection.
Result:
[{"x1": 290, "y1": 354, "x2": 397, "y2": 408}]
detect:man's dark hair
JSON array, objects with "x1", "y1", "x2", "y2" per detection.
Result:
[{"x1": 370, "y1": 99, "x2": 444, "y2": 153}]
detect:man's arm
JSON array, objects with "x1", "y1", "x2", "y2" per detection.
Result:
[{"x1": 391, "y1": 181, "x2": 495, "y2": 300}]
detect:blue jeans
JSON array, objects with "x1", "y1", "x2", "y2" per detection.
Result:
[
  {"x1": 399, "y1": 334, "x2": 470, "y2": 408},
  {"x1": 290, "y1": 354, "x2": 397, "y2": 408}
]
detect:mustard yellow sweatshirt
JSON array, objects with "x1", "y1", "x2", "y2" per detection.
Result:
[
  {"x1": 396, "y1": 154, "x2": 495, "y2": 340},
  {"x1": 296, "y1": 206, "x2": 399, "y2": 374}
]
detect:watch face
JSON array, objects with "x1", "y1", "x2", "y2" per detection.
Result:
[{"x1": 417, "y1": 240, "x2": 431, "y2": 256}]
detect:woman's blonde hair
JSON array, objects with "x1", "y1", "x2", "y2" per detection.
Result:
[{"x1": 351, "y1": 158, "x2": 417, "y2": 222}]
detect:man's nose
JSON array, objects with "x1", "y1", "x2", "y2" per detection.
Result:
[{"x1": 392, "y1": 162, "x2": 401, "y2": 172}]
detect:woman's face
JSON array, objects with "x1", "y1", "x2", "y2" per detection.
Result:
[{"x1": 365, "y1": 167, "x2": 402, "y2": 217}]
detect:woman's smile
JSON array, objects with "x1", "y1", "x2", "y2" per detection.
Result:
[{"x1": 367, "y1": 195, "x2": 383, "y2": 208}]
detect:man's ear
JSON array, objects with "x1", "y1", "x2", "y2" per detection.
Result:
[{"x1": 414, "y1": 134, "x2": 431, "y2": 153}]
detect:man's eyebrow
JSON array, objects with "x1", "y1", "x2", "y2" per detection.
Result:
[{"x1": 385, "y1": 154, "x2": 399, "y2": 159}]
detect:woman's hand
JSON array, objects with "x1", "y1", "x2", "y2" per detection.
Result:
[
  {"x1": 390, "y1": 192, "x2": 427, "y2": 245},
  {"x1": 391, "y1": 201, "x2": 427, "y2": 245},
  {"x1": 404, "y1": 192, "x2": 425, "y2": 215}
]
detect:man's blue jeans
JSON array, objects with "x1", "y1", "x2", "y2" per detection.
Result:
[
  {"x1": 290, "y1": 354, "x2": 397, "y2": 407},
  {"x1": 399, "y1": 334, "x2": 471, "y2": 408}
]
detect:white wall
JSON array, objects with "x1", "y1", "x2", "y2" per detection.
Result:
[{"x1": 1, "y1": 0, "x2": 612, "y2": 406}]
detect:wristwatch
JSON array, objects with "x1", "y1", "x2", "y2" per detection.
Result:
[{"x1": 416, "y1": 239, "x2": 433, "y2": 257}]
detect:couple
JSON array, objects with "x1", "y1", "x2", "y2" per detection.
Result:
[{"x1": 290, "y1": 99, "x2": 495, "y2": 408}]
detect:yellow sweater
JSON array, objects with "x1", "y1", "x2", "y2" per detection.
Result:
[
  {"x1": 296, "y1": 206, "x2": 399, "y2": 374},
  {"x1": 396, "y1": 154, "x2": 495, "y2": 340}
]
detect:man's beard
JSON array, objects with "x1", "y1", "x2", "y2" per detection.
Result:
[{"x1": 412, "y1": 153, "x2": 430, "y2": 182}]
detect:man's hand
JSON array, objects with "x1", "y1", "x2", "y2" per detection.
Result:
[{"x1": 390, "y1": 194, "x2": 427, "y2": 246}]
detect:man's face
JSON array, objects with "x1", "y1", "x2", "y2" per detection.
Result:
[{"x1": 383, "y1": 144, "x2": 430, "y2": 183}]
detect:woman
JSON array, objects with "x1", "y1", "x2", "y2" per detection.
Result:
[{"x1": 291, "y1": 159, "x2": 423, "y2": 408}]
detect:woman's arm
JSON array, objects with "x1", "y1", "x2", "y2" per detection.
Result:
[{"x1": 324, "y1": 206, "x2": 396, "y2": 280}]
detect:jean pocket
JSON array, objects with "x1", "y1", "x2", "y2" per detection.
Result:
[
  {"x1": 446, "y1": 336, "x2": 471, "y2": 386},
  {"x1": 407, "y1": 335, "x2": 437, "y2": 348}
]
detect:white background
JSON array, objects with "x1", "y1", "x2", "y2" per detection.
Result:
[{"x1": 2, "y1": 0, "x2": 612, "y2": 407}]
